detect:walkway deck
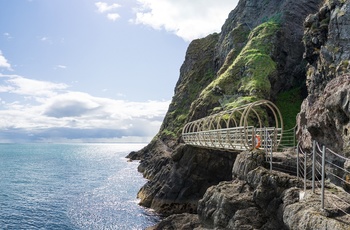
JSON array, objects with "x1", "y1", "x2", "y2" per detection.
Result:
[{"x1": 182, "y1": 100, "x2": 283, "y2": 151}]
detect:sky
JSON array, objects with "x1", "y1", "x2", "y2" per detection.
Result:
[{"x1": 0, "y1": 0, "x2": 238, "y2": 143}]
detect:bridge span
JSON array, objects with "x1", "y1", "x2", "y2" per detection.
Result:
[{"x1": 182, "y1": 100, "x2": 284, "y2": 151}]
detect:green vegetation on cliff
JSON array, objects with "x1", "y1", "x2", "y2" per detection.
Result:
[
  {"x1": 159, "y1": 20, "x2": 283, "y2": 140},
  {"x1": 276, "y1": 87, "x2": 304, "y2": 130},
  {"x1": 191, "y1": 20, "x2": 279, "y2": 118},
  {"x1": 159, "y1": 34, "x2": 219, "y2": 139}
]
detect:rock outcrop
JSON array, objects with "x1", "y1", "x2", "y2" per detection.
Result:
[
  {"x1": 127, "y1": 0, "x2": 350, "y2": 229},
  {"x1": 150, "y1": 151, "x2": 350, "y2": 229},
  {"x1": 298, "y1": 0, "x2": 350, "y2": 156},
  {"x1": 129, "y1": 142, "x2": 237, "y2": 215}
]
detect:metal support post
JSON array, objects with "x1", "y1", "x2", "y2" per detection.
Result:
[
  {"x1": 264, "y1": 128, "x2": 268, "y2": 162},
  {"x1": 312, "y1": 140, "x2": 316, "y2": 193},
  {"x1": 321, "y1": 145, "x2": 325, "y2": 210},
  {"x1": 296, "y1": 143, "x2": 299, "y2": 181},
  {"x1": 270, "y1": 129, "x2": 273, "y2": 171},
  {"x1": 274, "y1": 127, "x2": 277, "y2": 151},
  {"x1": 252, "y1": 128, "x2": 256, "y2": 149},
  {"x1": 304, "y1": 146, "x2": 307, "y2": 193}
]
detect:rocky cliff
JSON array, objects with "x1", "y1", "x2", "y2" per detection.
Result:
[
  {"x1": 297, "y1": 0, "x2": 350, "y2": 155},
  {"x1": 127, "y1": 0, "x2": 350, "y2": 229}
]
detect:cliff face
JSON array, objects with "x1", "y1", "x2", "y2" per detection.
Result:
[
  {"x1": 297, "y1": 0, "x2": 350, "y2": 156},
  {"x1": 158, "y1": 0, "x2": 323, "y2": 141},
  {"x1": 128, "y1": 0, "x2": 322, "y2": 215},
  {"x1": 128, "y1": 0, "x2": 350, "y2": 228}
]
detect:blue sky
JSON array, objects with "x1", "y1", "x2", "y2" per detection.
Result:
[{"x1": 0, "y1": 0, "x2": 238, "y2": 143}]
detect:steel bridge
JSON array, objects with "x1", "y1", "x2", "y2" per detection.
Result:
[{"x1": 182, "y1": 100, "x2": 284, "y2": 151}]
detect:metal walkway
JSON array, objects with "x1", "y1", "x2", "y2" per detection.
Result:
[{"x1": 182, "y1": 100, "x2": 283, "y2": 151}]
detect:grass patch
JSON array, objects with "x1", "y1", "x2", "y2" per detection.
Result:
[{"x1": 276, "y1": 87, "x2": 304, "y2": 130}]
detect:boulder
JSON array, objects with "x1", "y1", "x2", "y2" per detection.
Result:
[{"x1": 138, "y1": 145, "x2": 237, "y2": 215}]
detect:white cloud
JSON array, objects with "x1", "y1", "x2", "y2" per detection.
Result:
[
  {"x1": 0, "y1": 74, "x2": 169, "y2": 142},
  {"x1": 56, "y1": 65, "x2": 67, "y2": 69},
  {"x1": 95, "y1": 2, "x2": 121, "y2": 21},
  {"x1": 132, "y1": 0, "x2": 239, "y2": 41},
  {"x1": 107, "y1": 13, "x2": 120, "y2": 21},
  {"x1": 0, "y1": 50, "x2": 13, "y2": 71},
  {"x1": 0, "y1": 74, "x2": 68, "y2": 97},
  {"x1": 43, "y1": 92, "x2": 101, "y2": 118},
  {"x1": 0, "y1": 85, "x2": 14, "y2": 93},
  {"x1": 3, "y1": 32, "x2": 12, "y2": 39},
  {"x1": 95, "y1": 2, "x2": 120, "y2": 13}
]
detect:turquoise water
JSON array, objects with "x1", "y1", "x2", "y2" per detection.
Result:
[{"x1": 0, "y1": 143, "x2": 159, "y2": 229}]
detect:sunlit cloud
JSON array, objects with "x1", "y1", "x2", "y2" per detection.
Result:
[
  {"x1": 0, "y1": 74, "x2": 68, "y2": 97},
  {"x1": 95, "y1": 2, "x2": 121, "y2": 21},
  {"x1": 0, "y1": 74, "x2": 169, "y2": 142},
  {"x1": 95, "y1": 2, "x2": 120, "y2": 13},
  {"x1": 107, "y1": 13, "x2": 120, "y2": 21},
  {"x1": 132, "y1": 0, "x2": 239, "y2": 41},
  {"x1": 0, "y1": 51, "x2": 13, "y2": 71}
]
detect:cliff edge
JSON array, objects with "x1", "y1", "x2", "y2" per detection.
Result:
[{"x1": 127, "y1": 0, "x2": 350, "y2": 229}]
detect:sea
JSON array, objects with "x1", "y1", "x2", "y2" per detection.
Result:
[{"x1": 0, "y1": 143, "x2": 160, "y2": 230}]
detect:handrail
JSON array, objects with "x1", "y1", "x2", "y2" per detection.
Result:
[
  {"x1": 297, "y1": 141, "x2": 350, "y2": 214},
  {"x1": 182, "y1": 100, "x2": 284, "y2": 151},
  {"x1": 278, "y1": 125, "x2": 297, "y2": 150}
]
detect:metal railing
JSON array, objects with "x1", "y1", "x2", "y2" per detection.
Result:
[
  {"x1": 297, "y1": 141, "x2": 350, "y2": 215},
  {"x1": 278, "y1": 126, "x2": 297, "y2": 151},
  {"x1": 182, "y1": 100, "x2": 284, "y2": 151},
  {"x1": 182, "y1": 126, "x2": 282, "y2": 152}
]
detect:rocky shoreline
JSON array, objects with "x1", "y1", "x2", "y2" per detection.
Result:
[
  {"x1": 127, "y1": 0, "x2": 350, "y2": 229},
  {"x1": 143, "y1": 150, "x2": 349, "y2": 229}
]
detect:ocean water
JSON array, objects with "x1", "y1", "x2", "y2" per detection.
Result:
[{"x1": 0, "y1": 143, "x2": 159, "y2": 229}]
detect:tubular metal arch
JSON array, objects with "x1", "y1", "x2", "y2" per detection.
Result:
[{"x1": 182, "y1": 100, "x2": 283, "y2": 151}]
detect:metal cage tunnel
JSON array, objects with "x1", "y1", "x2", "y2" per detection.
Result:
[{"x1": 182, "y1": 100, "x2": 283, "y2": 151}]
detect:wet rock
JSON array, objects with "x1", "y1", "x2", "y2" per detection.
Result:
[
  {"x1": 138, "y1": 144, "x2": 237, "y2": 215},
  {"x1": 146, "y1": 214, "x2": 200, "y2": 230}
]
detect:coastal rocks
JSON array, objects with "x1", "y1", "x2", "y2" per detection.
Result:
[
  {"x1": 283, "y1": 191, "x2": 350, "y2": 229},
  {"x1": 127, "y1": 139, "x2": 173, "y2": 180},
  {"x1": 137, "y1": 145, "x2": 237, "y2": 215},
  {"x1": 189, "y1": 162, "x2": 302, "y2": 229},
  {"x1": 297, "y1": 74, "x2": 350, "y2": 154},
  {"x1": 146, "y1": 214, "x2": 200, "y2": 230},
  {"x1": 195, "y1": 151, "x2": 301, "y2": 229},
  {"x1": 298, "y1": 0, "x2": 350, "y2": 155},
  {"x1": 197, "y1": 180, "x2": 259, "y2": 229},
  {"x1": 130, "y1": 0, "x2": 325, "y2": 219},
  {"x1": 150, "y1": 151, "x2": 349, "y2": 229},
  {"x1": 232, "y1": 149, "x2": 265, "y2": 180},
  {"x1": 127, "y1": 0, "x2": 350, "y2": 229}
]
